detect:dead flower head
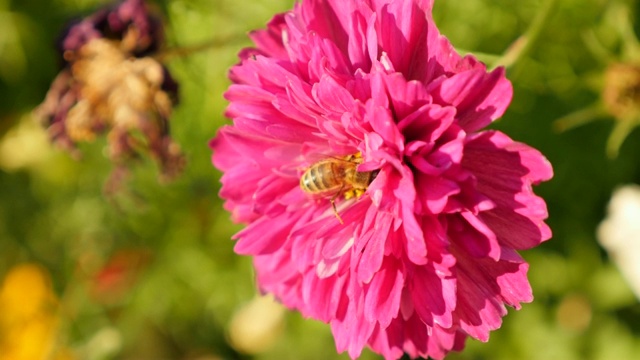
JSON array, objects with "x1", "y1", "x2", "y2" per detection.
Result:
[
  {"x1": 602, "y1": 62, "x2": 640, "y2": 120},
  {"x1": 35, "y1": 0, "x2": 184, "y2": 182}
]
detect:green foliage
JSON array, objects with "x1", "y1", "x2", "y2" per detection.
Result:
[{"x1": 1, "y1": 0, "x2": 639, "y2": 359}]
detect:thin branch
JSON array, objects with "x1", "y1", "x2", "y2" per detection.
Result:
[
  {"x1": 492, "y1": 0, "x2": 558, "y2": 69},
  {"x1": 153, "y1": 33, "x2": 249, "y2": 62}
]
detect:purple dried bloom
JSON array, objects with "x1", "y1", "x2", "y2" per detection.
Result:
[{"x1": 36, "y1": 0, "x2": 183, "y2": 181}]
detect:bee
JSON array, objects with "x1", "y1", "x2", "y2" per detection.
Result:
[{"x1": 300, "y1": 153, "x2": 377, "y2": 224}]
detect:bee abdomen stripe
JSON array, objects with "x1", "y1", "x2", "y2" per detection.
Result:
[
  {"x1": 323, "y1": 164, "x2": 336, "y2": 189},
  {"x1": 303, "y1": 166, "x2": 318, "y2": 192},
  {"x1": 312, "y1": 165, "x2": 328, "y2": 191}
]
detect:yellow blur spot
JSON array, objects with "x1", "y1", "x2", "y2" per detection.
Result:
[
  {"x1": 555, "y1": 293, "x2": 593, "y2": 333},
  {"x1": 0, "y1": 115, "x2": 51, "y2": 172},
  {"x1": 0, "y1": 264, "x2": 74, "y2": 360},
  {"x1": 228, "y1": 294, "x2": 286, "y2": 354}
]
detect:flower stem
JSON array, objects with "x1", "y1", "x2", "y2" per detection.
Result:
[
  {"x1": 492, "y1": 0, "x2": 558, "y2": 69},
  {"x1": 154, "y1": 34, "x2": 248, "y2": 62},
  {"x1": 582, "y1": 30, "x2": 615, "y2": 65},
  {"x1": 607, "y1": 117, "x2": 639, "y2": 158},
  {"x1": 553, "y1": 103, "x2": 607, "y2": 132},
  {"x1": 613, "y1": 3, "x2": 640, "y2": 61}
]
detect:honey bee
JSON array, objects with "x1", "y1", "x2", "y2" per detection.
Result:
[{"x1": 300, "y1": 153, "x2": 377, "y2": 223}]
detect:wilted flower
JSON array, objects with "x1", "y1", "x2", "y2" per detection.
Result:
[
  {"x1": 602, "y1": 63, "x2": 640, "y2": 120},
  {"x1": 211, "y1": 0, "x2": 552, "y2": 359},
  {"x1": 35, "y1": 0, "x2": 184, "y2": 182},
  {"x1": 554, "y1": 3, "x2": 640, "y2": 157},
  {"x1": 597, "y1": 184, "x2": 640, "y2": 300}
]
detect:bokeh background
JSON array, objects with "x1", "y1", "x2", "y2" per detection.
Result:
[{"x1": 1, "y1": 0, "x2": 640, "y2": 359}]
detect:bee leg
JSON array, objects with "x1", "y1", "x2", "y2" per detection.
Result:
[
  {"x1": 330, "y1": 189, "x2": 345, "y2": 225},
  {"x1": 330, "y1": 197, "x2": 344, "y2": 224}
]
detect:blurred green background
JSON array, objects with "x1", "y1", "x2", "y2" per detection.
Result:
[{"x1": 1, "y1": 0, "x2": 640, "y2": 359}]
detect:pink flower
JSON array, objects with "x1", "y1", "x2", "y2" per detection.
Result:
[{"x1": 210, "y1": 0, "x2": 552, "y2": 359}]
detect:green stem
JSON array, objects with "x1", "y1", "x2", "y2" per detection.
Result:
[
  {"x1": 582, "y1": 30, "x2": 615, "y2": 65},
  {"x1": 153, "y1": 34, "x2": 248, "y2": 62},
  {"x1": 607, "y1": 117, "x2": 639, "y2": 158},
  {"x1": 553, "y1": 103, "x2": 607, "y2": 132},
  {"x1": 614, "y1": 3, "x2": 640, "y2": 61},
  {"x1": 492, "y1": 0, "x2": 558, "y2": 69}
]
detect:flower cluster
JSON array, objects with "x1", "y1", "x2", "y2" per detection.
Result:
[
  {"x1": 211, "y1": 0, "x2": 552, "y2": 359},
  {"x1": 35, "y1": 0, "x2": 184, "y2": 183}
]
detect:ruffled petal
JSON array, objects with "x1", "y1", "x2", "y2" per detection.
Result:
[
  {"x1": 430, "y1": 68, "x2": 513, "y2": 132},
  {"x1": 463, "y1": 131, "x2": 552, "y2": 249}
]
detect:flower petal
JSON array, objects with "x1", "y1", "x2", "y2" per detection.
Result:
[{"x1": 430, "y1": 68, "x2": 513, "y2": 132}]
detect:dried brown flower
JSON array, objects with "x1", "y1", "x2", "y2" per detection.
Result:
[
  {"x1": 35, "y1": 0, "x2": 184, "y2": 183},
  {"x1": 602, "y1": 62, "x2": 640, "y2": 120}
]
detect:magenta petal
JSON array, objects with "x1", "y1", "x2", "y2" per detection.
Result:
[
  {"x1": 415, "y1": 174, "x2": 461, "y2": 214},
  {"x1": 383, "y1": 74, "x2": 432, "y2": 122},
  {"x1": 376, "y1": 0, "x2": 435, "y2": 81},
  {"x1": 248, "y1": 14, "x2": 288, "y2": 59},
  {"x1": 322, "y1": 231, "x2": 355, "y2": 260},
  {"x1": 302, "y1": 271, "x2": 348, "y2": 322},
  {"x1": 463, "y1": 131, "x2": 552, "y2": 249},
  {"x1": 410, "y1": 261, "x2": 456, "y2": 329},
  {"x1": 374, "y1": 312, "x2": 460, "y2": 360},
  {"x1": 425, "y1": 325, "x2": 460, "y2": 359},
  {"x1": 356, "y1": 212, "x2": 391, "y2": 283},
  {"x1": 330, "y1": 288, "x2": 375, "y2": 359},
  {"x1": 368, "y1": 323, "x2": 405, "y2": 360},
  {"x1": 481, "y1": 207, "x2": 552, "y2": 250},
  {"x1": 460, "y1": 212, "x2": 501, "y2": 260},
  {"x1": 234, "y1": 215, "x2": 292, "y2": 255},
  {"x1": 430, "y1": 67, "x2": 513, "y2": 132},
  {"x1": 369, "y1": 106, "x2": 404, "y2": 153},
  {"x1": 299, "y1": 0, "x2": 350, "y2": 58},
  {"x1": 465, "y1": 130, "x2": 553, "y2": 183},
  {"x1": 313, "y1": 75, "x2": 356, "y2": 114},
  {"x1": 399, "y1": 315, "x2": 431, "y2": 357},
  {"x1": 364, "y1": 258, "x2": 404, "y2": 328},
  {"x1": 455, "y1": 272, "x2": 507, "y2": 341},
  {"x1": 453, "y1": 243, "x2": 532, "y2": 342},
  {"x1": 398, "y1": 104, "x2": 456, "y2": 144},
  {"x1": 401, "y1": 208, "x2": 428, "y2": 265},
  {"x1": 495, "y1": 249, "x2": 533, "y2": 309},
  {"x1": 346, "y1": 6, "x2": 373, "y2": 71}
]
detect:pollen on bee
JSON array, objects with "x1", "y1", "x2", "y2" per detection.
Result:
[
  {"x1": 343, "y1": 188, "x2": 366, "y2": 200},
  {"x1": 300, "y1": 151, "x2": 377, "y2": 224}
]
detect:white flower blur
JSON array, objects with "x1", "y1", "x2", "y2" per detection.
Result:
[{"x1": 597, "y1": 184, "x2": 640, "y2": 300}]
